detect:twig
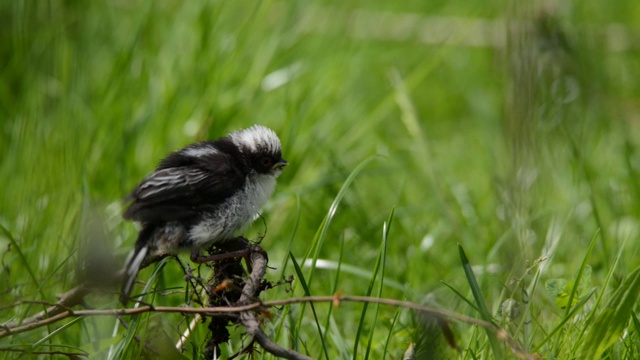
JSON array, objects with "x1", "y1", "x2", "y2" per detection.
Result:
[
  {"x1": 0, "y1": 243, "x2": 534, "y2": 359},
  {"x1": 237, "y1": 246, "x2": 312, "y2": 360},
  {"x1": 175, "y1": 287, "x2": 208, "y2": 350},
  {"x1": 1, "y1": 295, "x2": 535, "y2": 359},
  {"x1": 3, "y1": 253, "x2": 170, "y2": 330},
  {"x1": 176, "y1": 314, "x2": 201, "y2": 350},
  {"x1": 2, "y1": 296, "x2": 498, "y2": 335},
  {"x1": 2, "y1": 283, "x2": 93, "y2": 329},
  {"x1": 2, "y1": 297, "x2": 503, "y2": 340},
  {"x1": 0, "y1": 348, "x2": 88, "y2": 358},
  {"x1": 227, "y1": 338, "x2": 257, "y2": 359}
]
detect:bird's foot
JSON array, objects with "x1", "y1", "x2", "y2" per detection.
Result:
[{"x1": 190, "y1": 247, "x2": 252, "y2": 264}]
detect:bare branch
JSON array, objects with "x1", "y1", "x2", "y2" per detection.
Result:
[
  {"x1": 3, "y1": 253, "x2": 170, "y2": 330},
  {"x1": 237, "y1": 246, "x2": 313, "y2": 360},
  {"x1": 1, "y1": 295, "x2": 535, "y2": 359},
  {"x1": 0, "y1": 296, "x2": 499, "y2": 337},
  {"x1": 2, "y1": 283, "x2": 93, "y2": 330},
  {"x1": 0, "y1": 347, "x2": 88, "y2": 358},
  {"x1": 0, "y1": 243, "x2": 534, "y2": 359}
]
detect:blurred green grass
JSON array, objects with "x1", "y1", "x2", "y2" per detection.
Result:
[{"x1": 2, "y1": 0, "x2": 640, "y2": 358}]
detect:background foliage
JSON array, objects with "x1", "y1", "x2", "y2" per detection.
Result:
[{"x1": 2, "y1": 0, "x2": 640, "y2": 358}]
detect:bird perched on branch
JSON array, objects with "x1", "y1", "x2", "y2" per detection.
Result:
[{"x1": 120, "y1": 125, "x2": 288, "y2": 303}]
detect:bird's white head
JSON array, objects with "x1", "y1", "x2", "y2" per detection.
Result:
[
  {"x1": 229, "y1": 125, "x2": 288, "y2": 176},
  {"x1": 230, "y1": 125, "x2": 281, "y2": 154}
]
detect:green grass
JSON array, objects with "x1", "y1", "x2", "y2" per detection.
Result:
[{"x1": 2, "y1": 0, "x2": 640, "y2": 358}]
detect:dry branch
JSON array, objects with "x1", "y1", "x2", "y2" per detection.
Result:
[
  {"x1": 236, "y1": 246, "x2": 313, "y2": 360},
  {"x1": 0, "y1": 241, "x2": 535, "y2": 359},
  {"x1": 0, "y1": 296, "x2": 535, "y2": 359}
]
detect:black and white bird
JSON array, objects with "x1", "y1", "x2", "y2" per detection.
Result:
[{"x1": 120, "y1": 125, "x2": 287, "y2": 303}]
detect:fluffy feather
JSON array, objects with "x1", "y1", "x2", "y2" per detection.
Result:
[{"x1": 120, "y1": 125, "x2": 287, "y2": 303}]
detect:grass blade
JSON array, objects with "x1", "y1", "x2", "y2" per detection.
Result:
[
  {"x1": 363, "y1": 208, "x2": 393, "y2": 360},
  {"x1": 278, "y1": 193, "x2": 301, "y2": 280},
  {"x1": 0, "y1": 224, "x2": 45, "y2": 301},
  {"x1": 581, "y1": 266, "x2": 640, "y2": 359},
  {"x1": 321, "y1": 233, "x2": 345, "y2": 351},
  {"x1": 564, "y1": 229, "x2": 599, "y2": 317},
  {"x1": 382, "y1": 290, "x2": 406, "y2": 360},
  {"x1": 294, "y1": 155, "x2": 378, "y2": 356},
  {"x1": 290, "y1": 253, "x2": 329, "y2": 360},
  {"x1": 440, "y1": 280, "x2": 480, "y2": 313},
  {"x1": 570, "y1": 232, "x2": 629, "y2": 354},
  {"x1": 301, "y1": 260, "x2": 407, "y2": 292},
  {"x1": 110, "y1": 257, "x2": 169, "y2": 359},
  {"x1": 533, "y1": 288, "x2": 596, "y2": 352},
  {"x1": 273, "y1": 194, "x2": 302, "y2": 346},
  {"x1": 458, "y1": 244, "x2": 502, "y2": 358},
  {"x1": 353, "y1": 211, "x2": 393, "y2": 359},
  {"x1": 304, "y1": 155, "x2": 379, "y2": 287},
  {"x1": 631, "y1": 312, "x2": 640, "y2": 338}
]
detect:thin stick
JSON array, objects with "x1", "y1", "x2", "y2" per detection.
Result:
[
  {"x1": 3, "y1": 297, "x2": 494, "y2": 336},
  {"x1": 237, "y1": 247, "x2": 312, "y2": 360},
  {"x1": 0, "y1": 296, "x2": 535, "y2": 359},
  {"x1": 175, "y1": 314, "x2": 201, "y2": 350}
]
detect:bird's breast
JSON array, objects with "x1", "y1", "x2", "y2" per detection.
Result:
[{"x1": 188, "y1": 173, "x2": 277, "y2": 247}]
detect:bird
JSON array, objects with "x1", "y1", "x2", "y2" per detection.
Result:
[{"x1": 120, "y1": 125, "x2": 288, "y2": 303}]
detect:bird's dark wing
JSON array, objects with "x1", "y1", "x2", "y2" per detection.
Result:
[{"x1": 123, "y1": 160, "x2": 244, "y2": 224}]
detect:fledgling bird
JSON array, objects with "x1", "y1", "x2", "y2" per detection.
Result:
[{"x1": 120, "y1": 125, "x2": 288, "y2": 303}]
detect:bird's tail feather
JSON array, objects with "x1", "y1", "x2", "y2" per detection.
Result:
[
  {"x1": 120, "y1": 246, "x2": 148, "y2": 304},
  {"x1": 120, "y1": 227, "x2": 155, "y2": 305}
]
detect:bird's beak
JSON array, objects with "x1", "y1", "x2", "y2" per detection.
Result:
[{"x1": 272, "y1": 159, "x2": 289, "y2": 170}]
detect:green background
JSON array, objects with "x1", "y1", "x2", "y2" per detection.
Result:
[{"x1": 2, "y1": 1, "x2": 640, "y2": 358}]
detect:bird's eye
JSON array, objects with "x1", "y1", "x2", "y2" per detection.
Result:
[{"x1": 262, "y1": 158, "x2": 272, "y2": 167}]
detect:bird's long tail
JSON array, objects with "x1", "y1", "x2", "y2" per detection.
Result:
[{"x1": 120, "y1": 227, "x2": 154, "y2": 305}]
